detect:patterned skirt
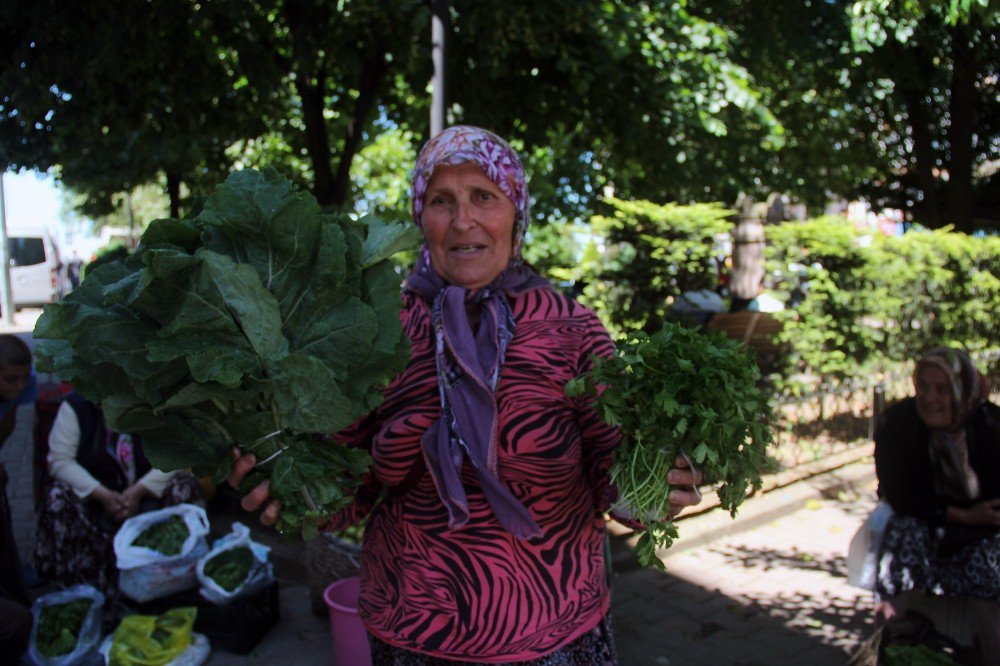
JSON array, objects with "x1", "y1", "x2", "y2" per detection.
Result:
[
  {"x1": 33, "y1": 473, "x2": 203, "y2": 598},
  {"x1": 875, "y1": 513, "x2": 1000, "y2": 602},
  {"x1": 368, "y1": 614, "x2": 618, "y2": 665}
]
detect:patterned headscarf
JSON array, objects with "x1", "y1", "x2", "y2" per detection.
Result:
[
  {"x1": 914, "y1": 347, "x2": 989, "y2": 501},
  {"x1": 410, "y1": 125, "x2": 531, "y2": 256},
  {"x1": 404, "y1": 126, "x2": 549, "y2": 540}
]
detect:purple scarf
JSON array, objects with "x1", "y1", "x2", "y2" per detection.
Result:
[{"x1": 405, "y1": 249, "x2": 550, "y2": 539}]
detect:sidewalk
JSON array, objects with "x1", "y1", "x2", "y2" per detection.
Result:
[{"x1": 205, "y1": 458, "x2": 880, "y2": 665}]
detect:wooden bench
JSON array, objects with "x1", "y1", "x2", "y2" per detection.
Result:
[{"x1": 705, "y1": 311, "x2": 785, "y2": 368}]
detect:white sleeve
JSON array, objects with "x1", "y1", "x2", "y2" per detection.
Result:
[
  {"x1": 47, "y1": 401, "x2": 101, "y2": 499},
  {"x1": 137, "y1": 469, "x2": 176, "y2": 498}
]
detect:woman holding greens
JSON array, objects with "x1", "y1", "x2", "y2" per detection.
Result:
[
  {"x1": 230, "y1": 125, "x2": 702, "y2": 665},
  {"x1": 873, "y1": 347, "x2": 1000, "y2": 662}
]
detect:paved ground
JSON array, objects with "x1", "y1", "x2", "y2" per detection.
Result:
[{"x1": 202, "y1": 460, "x2": 881, "y2": 665}]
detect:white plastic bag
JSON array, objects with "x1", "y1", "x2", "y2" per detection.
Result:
[
  {"x1": 196, "y1": 522, "x2": 275, "y2": 605},
  {"x1": 98, "y1": 632, "x2": 211, "y2": 666},
  {"x1": 26, "y1": 584, "x2": 105, "y2": 666},
  {"x1": 114, "y1": 503, "x2": 210, "y2": 603},
  {"x1": 846, "y1": 500, "x2": 894, "y2": 591}
]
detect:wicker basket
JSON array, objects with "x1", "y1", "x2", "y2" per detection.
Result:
[{"x1": 307, "y1": 533, "x2": 362, "y2": 616}]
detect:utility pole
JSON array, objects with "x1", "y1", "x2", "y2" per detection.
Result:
[
  {"x1": 0, "y1": 173, "x2": 15, "y2": 326},
  {"x1": 430, "y1": 0, "x2": 448, "y2": 137}
]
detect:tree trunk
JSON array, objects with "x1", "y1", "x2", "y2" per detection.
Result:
[
  {"x1": 730, "y1": 215, "x2": 765, "y2": 312},
  {"x1": 296, "y1": 77, "x2": 337, "y2": 207},
  {"x1": 329, "y1": 52, "x2": 389, "y2": 209},
  {"x1": 283, "y1": 1, "x2": 336, "y2": 207},
  {"x1": 945, "y1": 23, "x2": 976, "y2": 234},
  {"x1": 166, "y1": 172, "x2": 181, "y2": 219},
  {"x1": 901, "y1": 88, "x2": 944, "y2": 228}
]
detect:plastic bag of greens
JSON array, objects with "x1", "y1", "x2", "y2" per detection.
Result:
[
  {"x1": 26, "y1": 584, "x2": 104, "y2": 666},
  {"x1": 99, "y1": 607, "x2": 210, "y2": 666},
  {"x1": 114, "y1": 504, "x2": 210, "y2": 603},
  {"x1": 196, "y1": 522, "x2": 275, "y2": 604}
]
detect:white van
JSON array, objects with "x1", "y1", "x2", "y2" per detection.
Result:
[{"x1": 5, "y1": 227, "x2": 70, "y2": 308}]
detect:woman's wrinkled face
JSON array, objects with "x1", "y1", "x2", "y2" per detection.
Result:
[
  {"x1": 915, "y1": 364, "x2": 954, "y2": 429},
  {"x1": 421, "y1": 162, "x2": 516, "y2": 290},
  {"x1": 0, "y1": 364, "x2": 30, "y2": 402}
]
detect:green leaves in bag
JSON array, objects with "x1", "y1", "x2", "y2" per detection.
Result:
[
  {"x1": 131, "y1": 515, "x2": 190, "y2": 555},
  {"x1": 203, "y1": 546, "x2": 254, "y2": 592},
  {"x1": 566, "y1": 322, "x2": 773, "y2": 570},
  {"x1": 34, "y1": 168, "x2": 422, "y2": 538},
  {"x1": 36, "y1": 598, "x2": 92, "y2": 657}
]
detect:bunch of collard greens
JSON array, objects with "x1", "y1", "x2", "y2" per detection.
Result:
[
  {"x1": 566, "y1": 322, "x2": 773, "y2": 570},
  {"x1": 34, "y1": 168, "x2": 421, "y2": 538}
]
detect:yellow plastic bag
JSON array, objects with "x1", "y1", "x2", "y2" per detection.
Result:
[{"x1": 108, "y1": 607, "x2": 197, "y2": 666}]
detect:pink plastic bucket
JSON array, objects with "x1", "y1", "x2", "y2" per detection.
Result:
[{"x1": 323, "y1": 577, "x2": 371, "y2": 666}]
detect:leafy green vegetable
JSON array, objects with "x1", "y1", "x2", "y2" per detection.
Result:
[
  {"x1": 566, "y1": 322, "x2": 773, "y2": 570},
  {"x1": 35, "y1": 598, "x2": 92, "y2": 657},
  {"x1": 203, "y1": 546, "x2": 254, "y2": 592},
  {"x1": 33, "y1": 168, "x2": 422, "y2": 538},
  {"x1": 132, "y1": 515, "x2": 190, "y2": 555},
  {"x1": 885, "y1": 644, "x2": 959, "y2": 665}
]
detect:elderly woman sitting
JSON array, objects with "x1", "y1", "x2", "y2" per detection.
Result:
[{"x1": 873, "y1": 347, "x2": 1000, "y2": 662}]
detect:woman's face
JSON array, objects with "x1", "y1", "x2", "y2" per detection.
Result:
[
  {"x1": 421, "y1": 162, "x2": 516, "y2": 290},
  {"x1": 914, "y1": 364, "x2": 954, "y2": 429},
  {"x1": 0, "y1": 364, "x2": 29, "y2": 402}
]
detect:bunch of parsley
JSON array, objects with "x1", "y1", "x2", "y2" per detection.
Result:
[
  {"x1": 34, "y1": 168, "x2": 421, "y2": 538},
  {"x1": 567, "y1": 322, "x2": 772, "y2": 569}
]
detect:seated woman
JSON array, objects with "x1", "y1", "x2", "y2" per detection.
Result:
[
  {"x1": 873, "y1": 347, "x2": 1000, "y2": 662},
  {"x1": 34, "y1": 391, "x2": 203, "y2": 597}
]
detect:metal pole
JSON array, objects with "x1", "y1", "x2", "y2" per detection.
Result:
[
  {"x1": 430, "y1": 0, "x2": 448, "y2": 137},
  {"x1": 0, "y1": 173, "x2": 16, "y2": 326}
]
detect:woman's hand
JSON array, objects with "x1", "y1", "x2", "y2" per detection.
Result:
[
  {"x1": 89, "y1": 485, "x2": 126, "y2": 519},
  {"x1": 118, "y1": 483, "x2": 150, "y2": 521},
  {"x1": 666, "y1": 453, "x2": 704, "y2": 519},
  {"x1": 950, "y1": 498, "x2": 1000, "y2": 527},
  {"x1": 227, "y1": 448, "x2": 282, "y2": 527}
]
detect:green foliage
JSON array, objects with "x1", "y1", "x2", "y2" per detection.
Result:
[
  {"x1": 84, "y1": 243, "x2": 129, "y2": 280},
  {"x1": 566, "y1": 322, "x2": 772, "y2": 570},
  {"x1": 884, "y1": 643, "x2": 959, "y2": 666},
  {"x1": 521, "y1": 220, "x2": 581, "y2": 285},
  {"x1": 580, "y1": 198, "x2": 733, "y2": 336},
  {"x1": 764, "y1": 218, "x2": 1000, "y2": 390},
  {"x1": 35, "y1": 599, "x2": 92, "y2": 657},
  {"x1": 33, "y1": 168, "x2": 422, "y2": 538},
  {"x1": 131, "y1": 515, "x2": 190, "y2": 556},
  {"x1": 203, "y1": 547, "x2": 254, "y2": 592}
]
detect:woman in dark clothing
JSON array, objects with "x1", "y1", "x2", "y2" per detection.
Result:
[
  {"x1": 873, "y1": 347, "x2": 1000, "y2": 662},
  {"x1": 33, "y1": 392, "x2": 203, "y2": 597}
]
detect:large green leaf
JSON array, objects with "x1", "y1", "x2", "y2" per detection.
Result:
[{"x1": 31, "y1": 168, "x2": 420, "y2": 538}]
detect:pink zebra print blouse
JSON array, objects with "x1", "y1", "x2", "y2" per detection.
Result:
[{"x1": 326, "y1": 285, "x2": 621, "y2": 662}]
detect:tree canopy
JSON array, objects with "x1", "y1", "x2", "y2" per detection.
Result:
[{"x1": 2, "y1": 1, "x2": 997, "y2": 232}]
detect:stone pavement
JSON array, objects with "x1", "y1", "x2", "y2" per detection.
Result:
[{"x1": 204, "y1": 459, "x2": 880, "y2": 665}]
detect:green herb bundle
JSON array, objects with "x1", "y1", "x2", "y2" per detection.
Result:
[
  {"x1": 34, "y1": 168, "x2": 421, "y2": 538},
  {"x1": 203, "y1": 547, "x2": 254, "y2": 592},
  {"x1": 566, "y1": 322, "x2": 773, "y2": 569},
  {"x1": 35, "y1": 598, "x2": 92, "y2": 657},
  {"x1": 131, "y1": 515, "x2": 190, "y2": 555}
]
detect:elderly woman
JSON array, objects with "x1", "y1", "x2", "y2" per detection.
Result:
[
  {"x1": 231, "y1": 125, "x2": 702, "y2": 664},
  {"x1": 873, "y1": 347, "x2": 1000, "y2": 661}
]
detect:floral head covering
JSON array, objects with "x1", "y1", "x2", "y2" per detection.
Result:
[
  {"x1": 410, "y1": 125, "x2": 531, "y2": 256},
  {"x1": 914, "y1": 347, "x2": 988, "y2": 431},
  {"x1": 914, "y1": 347, "x2": 989, "y2": 501}
]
